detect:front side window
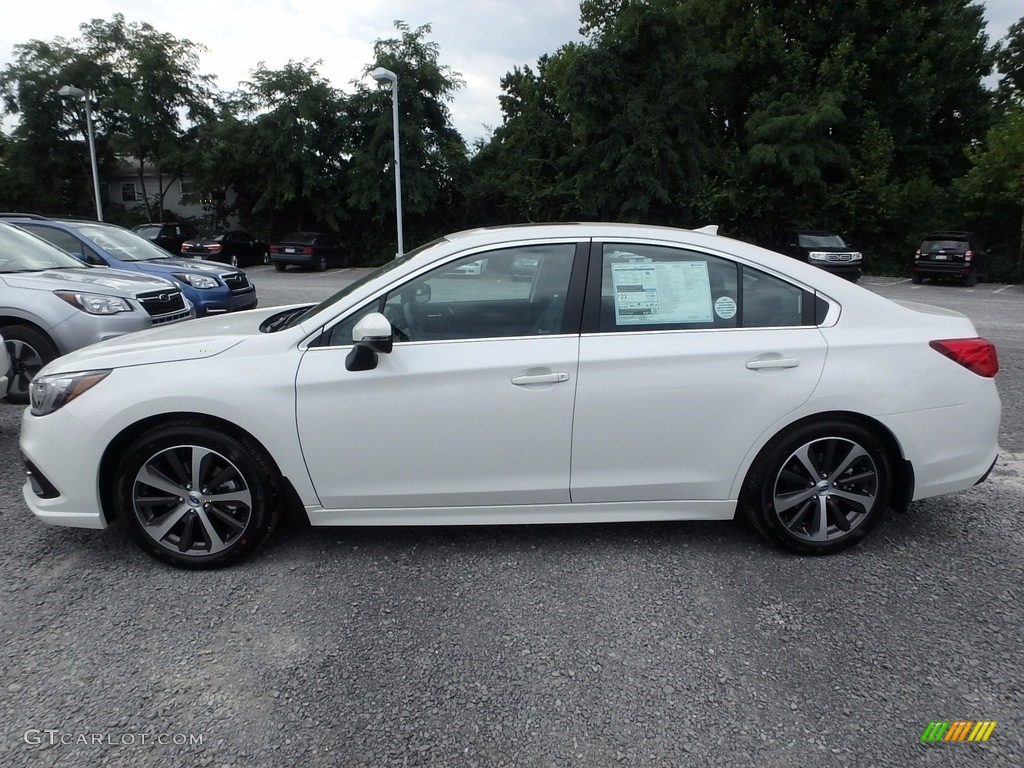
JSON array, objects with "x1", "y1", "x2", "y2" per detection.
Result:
[
  {"x1": 597, "y1": 243, "x2": 808, "y2": 331},
  {"x1": 326, "y1": 244, "x2": 577, "y2": 345}
]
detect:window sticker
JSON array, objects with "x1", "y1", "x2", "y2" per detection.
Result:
[
  {"x1": 611, "y1": 261, "x2": 713, "y2": 325},
  {"x1": 714, "y1": 296, "x2": 737, "y2": 320}
]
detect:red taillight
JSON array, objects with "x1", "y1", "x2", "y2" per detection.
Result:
[
  {"x1": 964, "y1": 249, "x2": 973, "y2": 261},
  {"x1": 270, "y1": 245, "x2": 281, "y2": 253},
  {"x1": 207, "y1": 243, "x2": 222, "y2": 252},
  {"x1": 302, "y1": 246, "x2": 314, "y2": 255},
  {"x1": 929, "y1": 338, "x2": 999, "y2": 377},
  {"x1": 181, "y1": 243, "x2": 192, "y2": 251}
]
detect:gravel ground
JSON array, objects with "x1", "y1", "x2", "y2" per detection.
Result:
[{"x1": 1, "y1": 271, "x2": 1021, "y2": 767}]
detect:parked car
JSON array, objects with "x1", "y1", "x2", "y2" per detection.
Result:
[
  {"x1": 181, "y1": 231, "x2": 270, "y2": 267},
  {"x1": 270, "y1": 232, "x2": 345, "y2": 271},
  {"x1": 0, "y1": 221, "x2": 193, "y2": 403},
  {"x1": 769, "y1": 231, "x2": 862, "y2": 282},
  {"x1": 911, "y1": 232, "x2": 989, "y2": 287},
  {"x1": 9, "y1": 217, "x2": 257, "y2": 317},
  {"x1": 20, "y1": 223, "x2": 1000, "y2": 568},
  {"x1": 133, "y1": 221, "x2": 198, "y2": 255}
]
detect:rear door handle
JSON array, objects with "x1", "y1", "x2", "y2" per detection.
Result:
[
  {"x1": 746, "y1": 358, "x2": 799, "y2": 370},
  {"x1": 511, "y1": 372, "x2": 570, "y2": 385}
]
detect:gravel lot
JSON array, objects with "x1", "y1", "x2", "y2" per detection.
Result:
[{"x1": 1, "y1": 267, "x2": 1022, "y2": 767}]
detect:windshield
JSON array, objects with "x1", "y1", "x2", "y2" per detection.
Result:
[
  {"x1": 797, "y1": 234, "x2": 849, "y2": 248},
  {"x1": 71, "y1": 223, "x2": 175, "y2": 262},
  {"x1": 278, "y1": 237, "x2": 447, "y2": 331},
  {"x1": 0, "y1": 223, "x2": 89, "y2": 272}
]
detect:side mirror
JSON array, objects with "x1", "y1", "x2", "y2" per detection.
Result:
[{"x1": 346, "y1": 312, "x2": 394, "y2": 371}]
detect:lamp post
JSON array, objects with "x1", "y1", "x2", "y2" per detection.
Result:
[
  {"x1": 58, "y1": 85, "x2": 103, "y2": 222},
  {"x1": 370, "y1": 67, "x2": 403, "y2": 257}
]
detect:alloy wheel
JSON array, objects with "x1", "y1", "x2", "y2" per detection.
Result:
[
  {"x1": 130, "y1": 444, "x2": 253, "y2": 556},
  {"x1": 770, "y1": 436, "x2": 879, "y2": 543}
]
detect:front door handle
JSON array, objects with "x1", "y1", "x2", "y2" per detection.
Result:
[
  {"x1": 746, "y1": 358, "x2": 799, "y2": 370},
  {"x1": 511, "y1": 372, "x2": 570, "y2": 385}
]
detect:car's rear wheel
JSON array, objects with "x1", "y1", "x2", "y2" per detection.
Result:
[
  {"x1": 114, "y1": 422, "x2": 282, "y2": 569},
  {"x1": 314, "y1": 254, "x2": 327, "y2": 272},
  {"x1": 741, "y1": 419, "x2": 893, "y2": 555},
  {"x1": 261, "y1": 250, "x2": 271, "y2": 265},
  {"x1": 2, "y1": 324, "x2": 58, "y2": 404},
  {"x1": 911, "y1": 273, "x2": 923, "y2": 285}
]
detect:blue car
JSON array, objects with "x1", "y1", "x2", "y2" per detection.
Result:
[{"x1": 9, "y1": 217, "x2": 257, "y2": 317}]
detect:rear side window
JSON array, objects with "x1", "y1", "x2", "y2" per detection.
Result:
[
  {"x1": 596, "y1": 243, "x2": 811, "y2": 331},
  {"x1": 921, "y1": 239, "x2": 967, "y2": 252}
]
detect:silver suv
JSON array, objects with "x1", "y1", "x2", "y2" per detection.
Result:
[{"x1": 0, "y1": 221, "x2": 194, "y2": 403}]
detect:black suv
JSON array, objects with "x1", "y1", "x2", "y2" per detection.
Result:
[
  {"x1": 912, "y1": 232, "x2": 988, "y2": 287},
  {"x1": 769, "y1": 231, "x2": 862, "y2": 282},
  {"x1": 133, "y1": 221, "x2": 198, "y2": 255}
]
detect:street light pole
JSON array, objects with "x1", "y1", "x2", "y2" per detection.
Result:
[
  {"x1": 370, "y1": 67, "x2": 403, "y2": 257},
  {"x1": 58, "y1": 85, "x2": 103, "y2": 222}
]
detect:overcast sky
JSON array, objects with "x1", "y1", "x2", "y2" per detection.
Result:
[{"x1": 1, "y1": 1, "x2": 1021, "y2": 144}]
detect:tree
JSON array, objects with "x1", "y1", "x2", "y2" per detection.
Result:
[
  {"x1": 78, "y1": 14, "x2": 216, "y2": 221},
  {"x1": 346, "y1": 22, "x2": 467, "y2": 256},
  {"x1": 193, "y1": 60, "x2": 350, "y2": 237},
  {"x1": 0, "y1": 14, "x2": 215, "y2": 220},
  {"x1": 958, "y1": 105, "x2": 1024, "y2": 275},
  {"x1": 994, "y1": 16, "x2": 1024, "y2": 106},
  {"x1": 462, "y1": 58, "x2": 576, "y2": 225}
]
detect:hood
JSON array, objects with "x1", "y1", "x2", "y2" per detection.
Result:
[
  {"x1": 137, "y1": 258, "x2": 240, "y2": 276},
  {"x1": 1, "y1": 267, "x2": 178, "y2": 296},
  {"x1": 41, "y1": 305, "x2": 291, "y2": 374}
]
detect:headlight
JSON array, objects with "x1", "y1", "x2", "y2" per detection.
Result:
[
  {"x1": 173, "y1": 273, "x2": 219, "y2": 289},
  {"x1": 30, "y1": 370, "x2": 111, "y2": 416},
  {"x1": 54, "y1": 291, "x2": 132, "y2": 314},
  {"x1": 807, "y1": 251, "x2": 830, "y2": 261}
]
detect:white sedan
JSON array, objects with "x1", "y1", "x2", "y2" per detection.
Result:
[{"x1": 20, "y1": 223, "x2": 1001, "y2": 568}]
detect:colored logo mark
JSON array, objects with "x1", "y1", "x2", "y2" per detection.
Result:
[{"x1": 921, "y1": 721, "x2": 997, "y2": 743}]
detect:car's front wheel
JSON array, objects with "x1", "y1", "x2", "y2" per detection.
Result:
[
  {"x1": 2, "y1": 324, "x2": 58, "y2": 404},
  {"x1": 741, "y1": 418, "x2": 893, "y2": 555},
  {"x1": 114, "y1": 422, "x2": 282, "y2": 568}
]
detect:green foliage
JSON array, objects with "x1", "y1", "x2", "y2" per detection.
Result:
[
  {"x1": 345, "y1": 22, "x2": 468, "y2": 260},
  {"x1": 0, "y1": 14, "x2": 214, "y2": 218},
  {"x1": 957, "y1": 104, "x2": 1024, "y2": 277}
]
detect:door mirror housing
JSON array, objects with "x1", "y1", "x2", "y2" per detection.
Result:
[{"x1": 346, "y1": 312, "x2": 394, "y2": 371}]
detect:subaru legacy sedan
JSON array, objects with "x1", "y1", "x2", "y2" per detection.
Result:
[{"x1": 21, "y1": 223, "x2": 1000, "y2": 569}]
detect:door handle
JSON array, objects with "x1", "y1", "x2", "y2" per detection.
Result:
[
  {"x1": 746, "y1": 358, "x2": 799, "y2": 370},
  {"x1": 511, "y1": 372, "x2": 570, "y2": 385}
]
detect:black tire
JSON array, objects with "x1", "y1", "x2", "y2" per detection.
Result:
[
  {"x1": 261, "y1": 250, "x2": 271, "y2": 265},
  {"x1": 740, "y1": 418, "x2": 893, "y2": 555},
  {"x1": 274, "y1": 262, "x2": 287, "y2": 272},
  {"x1": 964, "y1": 270, "x2": 977, "y2": 287},
  {"x1": 230, "y1": 254, "x2": 239, "y2": 267},
  {"x1": 2, "y1": 324, "x2": 59, "y2": 404},
  {"x1": 911, "y1": 273, "x2": 923, "y2": 285},
  {"x1": 114, "y1": 421, "x2": 282, "y2": 569},
  {"x1": 314, "y1": 254, "x2": 327, "y2": 272}
]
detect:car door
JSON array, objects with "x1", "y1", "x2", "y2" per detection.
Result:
[
  {"x1": 294, "y1": 242, "x2": 586, "y2": 511},
  {"x1": 570, "y1": 241, "x2": 828, "y2": 503}
]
